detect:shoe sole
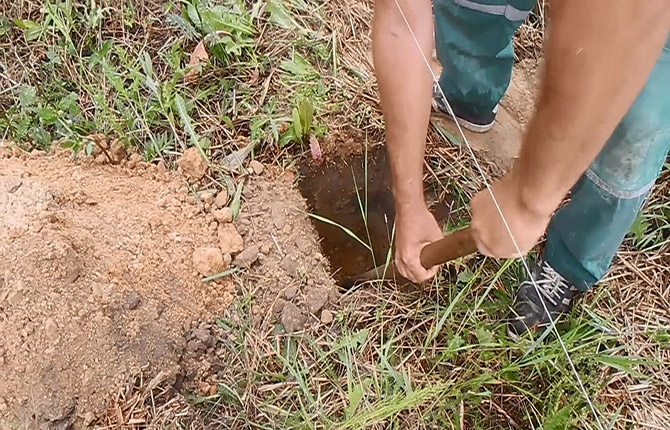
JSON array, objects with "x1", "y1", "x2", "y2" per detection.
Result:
[{"x1": 431, "y1": 99, "x2": 496, "y2": 134}]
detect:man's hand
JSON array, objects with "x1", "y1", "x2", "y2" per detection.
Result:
[
  {"x1": 470, "y1": 174, "x2": 552, "y2": 258},
  {"x1": 394, "y1": 204, "x2": 444, "y2": 282}
]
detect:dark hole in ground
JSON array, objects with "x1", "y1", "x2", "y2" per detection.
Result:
[{"x1": 299, "y1": 147, "x2": 457, "y2": 285}]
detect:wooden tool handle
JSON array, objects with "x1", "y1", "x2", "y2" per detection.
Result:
[{"x1": 420, "y1": 227, "x2": 477, "y2": 269}]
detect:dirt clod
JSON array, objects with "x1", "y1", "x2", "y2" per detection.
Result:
[
  {"x1": 281, "y1": 302, "x2": 307, "y2": 333},
  {"x1": 109, "y1": 139, "x2": 126, "y2": 164},
  {"x1": 249, "y1": 160, "x2": 264, "y2": 175},
  {"x1": 320, "y1": 309, "x2": 333, "y2": 324},
  {"x1": 213, "y1": 208, "x2": 234, "y2": 224},
  {"x1": 213, "y1": 190, "x2": 229, "y2": 208},
  {"x1": 199, "y1": 190, "x2": 216, "y2": 205},
  {"x1": 284, "y1": 286, "x2": 298, "y2": 301},
  {"x1": 193, "y1": 247, "x2": 226, "y2": 276},
  {"x1": 218, "y1": 224, "x2": 244, "y2": 255},
  {"x1": 305, "y1": 288, "x2": 328, "y2": 314},
  {"x1": 270, "y1": 202, "x2": 287, "y2": 229},
  {"x1": 233, "y1": 245, "x2": 259, "y2": 269},
  {"x1": 177, "y1": 147, "x2": 208, "y2": 181},
  {"x1": 127, "y1": 153, "x2": 142, "y2": 169}
]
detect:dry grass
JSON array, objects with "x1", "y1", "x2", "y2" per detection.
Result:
[{"x1": 2, "y1": 0, "x2": 668, "y2": 429}]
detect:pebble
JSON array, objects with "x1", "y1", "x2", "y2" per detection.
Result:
[
  {"x1": 199, "y1": 190, "x2": 216, "y2": 205},
  {"x1": 249, "y1": 160, "x2": 265, "y2": 175},
  {"x1": 214, "y1": 189, "x2": 229, "y2": 208},
  {"x1": 270, "y1": 202, "x2": 286, "y2": 229},
  {"x1": 213, "y1": 208, "x2": 234, "y2": 224},
  {"x1": 218, "y1": 224, "x2": 244, "y2": 254},
  {"x1": 233, "y1": 245, "x2": 259, "y2": 269},
  {"x1": 320, "y1": 309, "x2": 334, "y2": 324},
  {"x1": 192, "y1": 247, "x2": 227, "y2": 276},
  {"x1": 176, "y1": 147, "x2": 208, "y2": 181},
  {"x1": 284, "y1": 286, "x2": 298, "y2": 301}
]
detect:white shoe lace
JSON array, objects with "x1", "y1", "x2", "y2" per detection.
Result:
[{"x1": 533, "y1": 262, "x2": 574, "y2": 307}]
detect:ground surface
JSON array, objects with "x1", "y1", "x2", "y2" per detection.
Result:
[
  {"x1": 1, "y1": 0, "x2": 669, "y2": 429},
  {"x1": 0, "y1": 148, "x2": 337, "y2": 429}
]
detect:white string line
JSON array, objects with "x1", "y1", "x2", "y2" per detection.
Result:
[{"x1": 391, "y1": 2, "x2": 605, "y2": 429}]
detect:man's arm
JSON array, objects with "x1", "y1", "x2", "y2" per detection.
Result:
[
  {"x1": 471, "y1": 1, "x2": 670, "y2": 258},
  {"x1": 372, "y1": 0, "x2": 443, "y2": 282}
]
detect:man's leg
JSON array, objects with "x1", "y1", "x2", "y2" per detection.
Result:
[
  {"x1": 433, "y1": 0, "x2": 536, "y2": 130},
  {"x1": 508, "y1": 39, "x2": 670, "y2": 338}
]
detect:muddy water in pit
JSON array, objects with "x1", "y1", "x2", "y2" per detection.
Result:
[{"x1": 298, "y1": 148, "x2": 455, "y2": 284}]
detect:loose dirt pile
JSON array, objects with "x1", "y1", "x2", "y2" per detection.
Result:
[{"x1": 0, "y1": 147, "x2": 337, "y2": 429}]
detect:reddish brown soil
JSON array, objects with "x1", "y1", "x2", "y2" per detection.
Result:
[{"x1": 0, "y1": 147, "x2": 339, "y2": 429}]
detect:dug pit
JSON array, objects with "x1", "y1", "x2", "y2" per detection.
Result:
[{"x1": 298, "y1": 147, "x2": 456, "y2": 284}]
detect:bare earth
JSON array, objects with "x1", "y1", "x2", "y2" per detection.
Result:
[{"x1": 0, "y1": 146, "x2": 338, "y2": 429}]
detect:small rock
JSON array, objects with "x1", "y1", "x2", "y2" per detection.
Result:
[
  {"x1": 199, "y1": 190, "x2": 216, "y2": 205},
  {"x1": 274, "y1": 299, "x2": 286, "y2": 314},
  {"x1": 82, "y1": 412, "x2": 95, "y2": 426},
  {"x1": 281, "y1": 256, "x2": 299, "y2": 278},
  {"x1": 193, "y1": 247, "x2": 226, "y2": 276},
  {"x1": 320, "y1": 310, "x2": 334, "y2": 324},
  {"x1": 281, "y1": 302, "x2": 307, "y2": 333},
  {"x1": 198, "y1": 381, "x2": 212, "y2": 396},
  {"x1": 95, "y1": 153, "x2": 107, "y2": 164},
  {"x1": 156, "y1": 160, "x2": 167, "y2": 173},
  {"x1": 124, "y1": 292, "x2": 141, "y2": 310},
  {"x1": 127, "y1": 153, "x2": 142, "y2": 168},
  {"x1": 249, "y1": 160, "x2": 265, "y2": 175},
  {"x1": 109, "y1": 139, "x2": 127, "y2": 164},
  {"x1": 192, "y1": 326, "x2": 214, "y2": 347},
  {"x1": 214, "y1": 189, "x2": 229, "y2": 208},
  {"x1": 270, "y1": 202, "x2": 286, "y2": 229},
  {"x1": 233, "y1": 245, "x2": 259, "y2": 268},
  {"x1": 177, "y1": 147, "x2": 208, "y2": 181},
  {"x1": 212, "y1": 208, "x2": 234, "y2": 224},
  {"x1": 45, "y1": 318, "x2": 58, "y2": 338},
  {"x1": 218, "y1": 224, "x2": 244, "y2": 255},
  {"x1": 208, "y1": 384, "x2": 218, "y2": 396},
  {"x1": 305, "y1": 288, "x2": 328, "y2": 314},
  {"x1": 284, "y1": 286, "x2": 298, "y2": 301}
]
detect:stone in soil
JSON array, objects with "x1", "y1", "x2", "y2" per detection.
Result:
[
  {"x1": 320, "y1": 309, "x2": 333, "y2": 324},
  {"x1": 305, "y1": 288, "x2": 328, "y2": 314},
  {"x1": 192, "y1": 247, "x2": 227, "y2": 276},
  {"x1": 249, "y1": 160, "x2": 264, "y2": 175},
  {"x1": 281, "y1": 302, "x2": 307, "y2": 333},
  {"x1": 218, "y1": 224, "x2": 244, "y2": 255},
  {"x1": 212, "y1": 208, "x2": 233, "y2": 224},
  {"x1": 109, "y1": 139, "x2": 127, "y2": 164},
  {"x1": 177, "y1": 147, "x2": 208, "y2": 181},
  {"x1": 233, "y1": 245, "x2": 259, "y2": 269},
  {"x1": 213, "y1": 189, "x2": 229, "y2": 208},
  {"x1": 199, "y1": 190, "x2": 216, "y2": 205}
]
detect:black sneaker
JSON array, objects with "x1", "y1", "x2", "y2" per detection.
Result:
[
  {"x1": 506, "y1": 259, "x2": 580, "y2": 340},
  {"x1": 431, "y1": 85, "x2": 497, "y2": 133}
]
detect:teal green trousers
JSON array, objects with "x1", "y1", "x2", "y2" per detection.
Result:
[{"x1": 434, "y1": 0, "x2": 670, "y2": 290}]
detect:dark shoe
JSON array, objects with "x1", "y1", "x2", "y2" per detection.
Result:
[
  {"x1": 506, "y1": 259, "x2": 580, "y2": 340},
  {"x1": 431, "y1": 85, "x2": 497, "y2": 133}
]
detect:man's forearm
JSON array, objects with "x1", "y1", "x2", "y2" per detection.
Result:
[
  {"x1": 372, "y1": 0, "x2": 434, "y2": 211},
  {"x1": 515, "y1": 1, "x2": 670, "y2": 215}
]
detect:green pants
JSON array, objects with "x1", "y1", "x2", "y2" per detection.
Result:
[{"x1": 434, "y1": 0, "x2": 670, "y2": 290}]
